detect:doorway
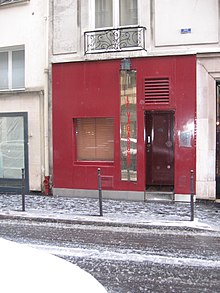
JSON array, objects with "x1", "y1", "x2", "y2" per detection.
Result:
[{"x1": 145, "y1": 111, "x2": 174, "y2": 192}]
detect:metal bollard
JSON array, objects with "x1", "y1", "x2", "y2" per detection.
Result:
[
  {"x1": 190, "y1": 169, "x2": 194, "y2": 221},
  {"x1": 21, "y1": 168, "x2": 25, "y2": 212},
  {"x1": 97, "y1": 168, "x2": 103, "y2": 216}
]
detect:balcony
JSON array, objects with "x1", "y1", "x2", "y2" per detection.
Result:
[{"x1": 84, "y1": 26, "x2": 146, "y2": 54}]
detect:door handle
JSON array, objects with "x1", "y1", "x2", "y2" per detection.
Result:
[{"x1": 146, "y1": 136, "x2": 151, "y2": 152}]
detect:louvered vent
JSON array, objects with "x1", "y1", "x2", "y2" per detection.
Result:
[{"x1": 144, "y1": 77, "x2": 170, "y2": 104}]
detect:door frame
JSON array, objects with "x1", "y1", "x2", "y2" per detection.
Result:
[{"x1": 145, "y1": 110, "x2": 175, "y2": 191}]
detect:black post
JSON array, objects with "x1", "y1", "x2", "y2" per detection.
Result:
[
  {"x1": 190, "y1": 169, "x2": 194, "y2": 221},
  {"x1": 98, "y1": 168, "x2": 103, "y2": 216},
  {"x1": 21, "y1": 168, "x2": 25, "y2": 212}
]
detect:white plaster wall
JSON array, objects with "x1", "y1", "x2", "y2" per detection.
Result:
[
  {"x1": 52, "y1": 0, "x2": 78, "y2": 55},
  {"x1": 0, "y1": 1, "x2": 47, "y2": 191},
  {"x1": 51, "y1": 0, "x2": 220, "y2": 63},
  {"x1": 0, "y1": 92, "x2": 42, "y2": 191},
  {"x1": 0, "y1": 1, "x2": 46, "y2": 89},
  {"x1": 155, "y1": 0, "x2": 218, "y2": 47},
  {"x1": 51, "y1": 0, "x2": 151, "y2": 63},
  {"x1": 196, "y1": 55, "x2": 220, "y2": 199}
]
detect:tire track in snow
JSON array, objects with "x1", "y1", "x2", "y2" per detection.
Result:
[{"x1": 29, "y1": 243, "x2": 220, "y2": 268}]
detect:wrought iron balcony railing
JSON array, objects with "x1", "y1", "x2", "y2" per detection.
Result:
[{"x1": 84, "y1": 26, "x2": 146, "y2": 54}]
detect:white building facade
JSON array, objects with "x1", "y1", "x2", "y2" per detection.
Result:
[{"x1": 0, "y1": 0, "x2": 49, "y2": 193}]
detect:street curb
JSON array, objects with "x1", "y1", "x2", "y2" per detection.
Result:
[{"x1": 0, "y1": 213, "x2": 216, "y2": 233}]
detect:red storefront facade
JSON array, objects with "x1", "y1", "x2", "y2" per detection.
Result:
[{"x1": 52, "y1": 55, "x2": 196, "y2": 201}]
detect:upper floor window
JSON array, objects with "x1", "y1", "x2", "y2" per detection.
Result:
[
  {"x1": 95, "y1": 0, "x2": 138, "y2": 29},
  {"x1": 0, "y1": 48, "x2": 25, "y2": 91}
]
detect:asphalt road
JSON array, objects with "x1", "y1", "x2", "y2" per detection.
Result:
[{"x1": 0, "y1": 219, "x2": 220, "y2": 293}]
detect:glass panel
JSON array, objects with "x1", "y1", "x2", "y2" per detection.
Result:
[
  {"x1": 0, "y1": 52, "x2": 8, "y2": 90},
  {"x1": 0, "y1": 116, "x2": 24, "y2": 179},
  {"x1": 95, "y1": 0, "x2": 113, "y2": 28},
  {"x1": 120, "y1": 0, "x2": 138, "y2": 26},
  {"x1": 75, "y1": 118, "x2": 114, "y2": 161},
  {"x1": 12, "y1": 50, "x2": 25, "y2": 89},
  {"x1": 120, "y1": 70, "x2": 137, "y2": 181}
]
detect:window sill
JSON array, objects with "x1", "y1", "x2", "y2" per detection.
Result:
[
  {"x1": 0, "y1": 88, "x2": 25, "y2": 94},
  {"x1": 74, "y1": 161, "x2": 114, "y2": 167}
]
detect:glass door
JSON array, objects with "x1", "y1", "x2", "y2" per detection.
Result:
[{"x1": 0, "y1": 113, "x2": 29, "y2": 192}]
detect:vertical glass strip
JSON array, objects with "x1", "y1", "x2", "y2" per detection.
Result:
[{"x1": 120, "y1": 70, "x2": 137, "y2": 181}]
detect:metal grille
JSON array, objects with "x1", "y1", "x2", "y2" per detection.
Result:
[
  {"x1": 144, "y1": 77, "x2": 170, "y2": 104},
  {"x1": 84, "y1": 26, "x2": 146, "y2": 54}
]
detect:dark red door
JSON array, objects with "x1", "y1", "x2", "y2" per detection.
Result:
[{"x1": 146, "y1": 112, "x2": 174, "y2": 186}]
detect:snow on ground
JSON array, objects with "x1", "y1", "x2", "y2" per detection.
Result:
[
  {"x1": 0, "y1": 238, "x2": 107, "y2": 293},
  {"x1": 1, "y1": 195, "x2": 220, "y2": 293},
  {"x1": 0, "y1": 194, "x2": 220, "y2": 231}
]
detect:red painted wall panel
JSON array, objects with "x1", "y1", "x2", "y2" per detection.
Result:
[
  {"x1": 52, "y1": 55, "x2": 196, "y2": 194},
  {"x1": 174, "y1": 56, "x2": 196, "y2": 194}
]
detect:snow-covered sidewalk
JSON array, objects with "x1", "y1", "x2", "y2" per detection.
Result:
[{"x1": 0, "y1": 194, "x2": 220, "y2": 232}]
